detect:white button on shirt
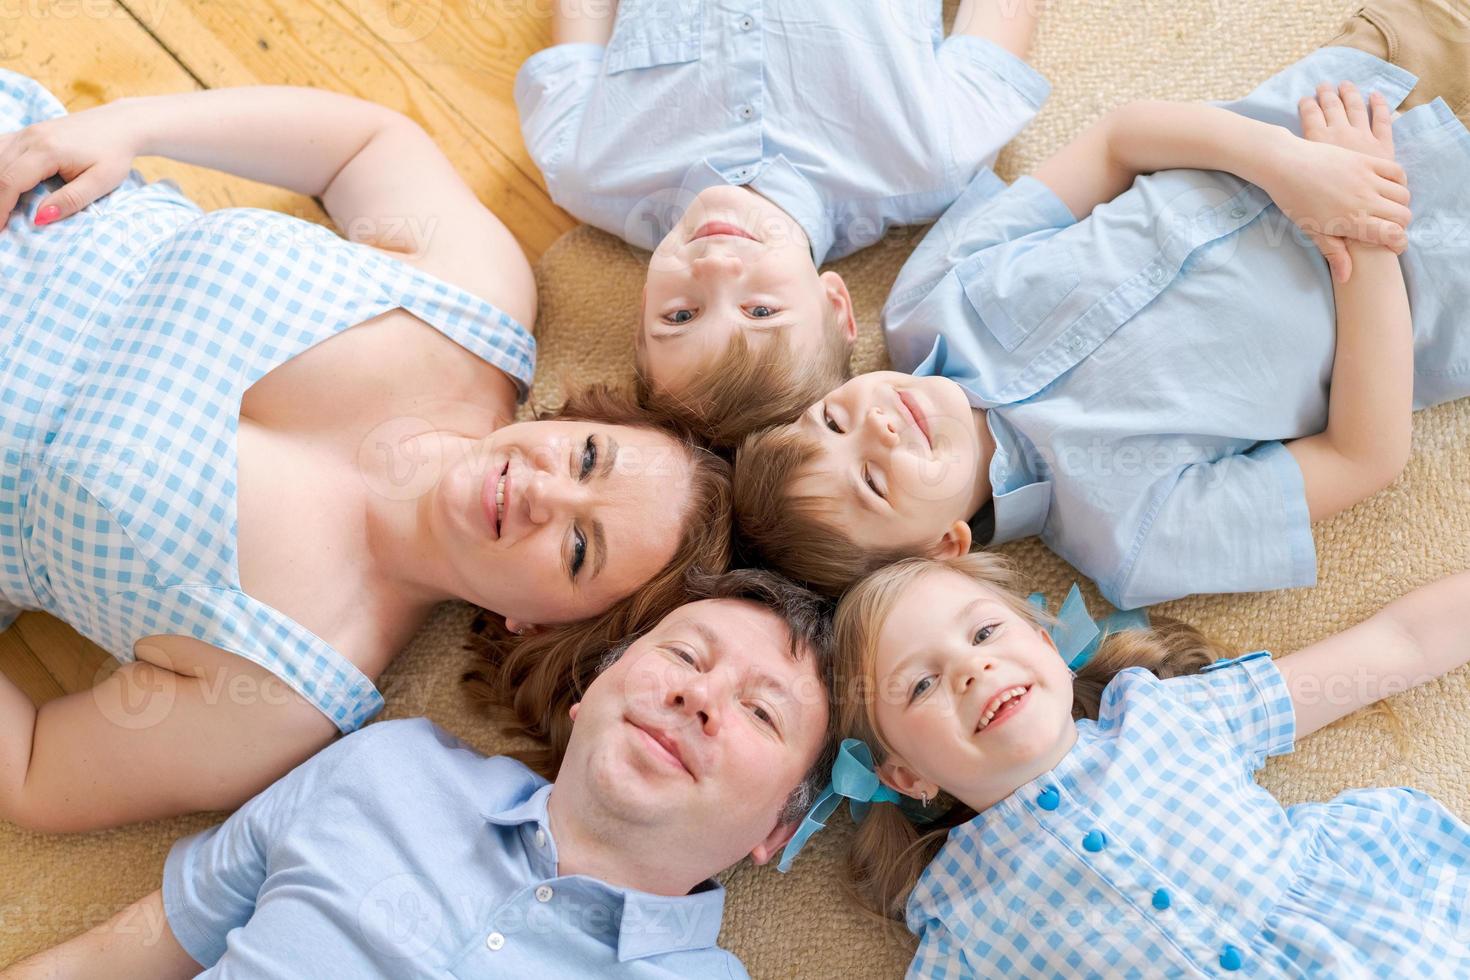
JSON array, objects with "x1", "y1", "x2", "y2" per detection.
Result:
[
  {"x1": 515, "y1": 0, "x2": 1050, "y2": 264},
  {"x1": 536, "y1": 885, "x2": 554, "y2": 903},
  {"x1": 486, "y1": 932, "x2": 506, "y2": 951}
]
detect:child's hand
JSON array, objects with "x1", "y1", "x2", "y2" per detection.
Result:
[
  {"x1": 0, "y1": 101, "x2": 142, "y2": 226},
  {"x1": 1268, "y1": 81, "x2": 1410, "y2": 283}
]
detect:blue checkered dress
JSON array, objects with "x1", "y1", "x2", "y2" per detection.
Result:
[
  {"x1": 0, "y1": 71, "x2": 536, "y2": 732},
  {"x1": 907, "y1": 653, "x2": 1470, "y2": 978}
]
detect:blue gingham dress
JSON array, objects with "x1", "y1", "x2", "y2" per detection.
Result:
[
  {"x1": 907, "y1": 653, "x2": 1470, "y2": 978},
  {"x1": 0, "y1": 71, "x2": 536, "y2": 732}
]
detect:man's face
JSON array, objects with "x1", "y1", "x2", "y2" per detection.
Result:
[{"x1": 563, "y1": 598, "x2": 830, "y2": 872}]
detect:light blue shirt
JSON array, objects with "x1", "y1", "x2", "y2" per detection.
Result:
[
  {"x1": 515, "y1": 0, "x2": 1049, "y2": 264},
  {"x1": 162, "y1": 719, "x2": 747, "y2": 979},
  {"x1": 907, "y1": 653, "x2": 1470, "y2": 978},
  {"x1": 884, "y1": 47, "x2": 1470, "y2": 609}
]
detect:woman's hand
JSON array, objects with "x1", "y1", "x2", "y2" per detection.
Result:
[
  {"x1": 1263, "y1": 81, "x2": 1410, "y2": 282},
  {"x1": 0, "y1": 99, "x2": 144, "y2": 226}
]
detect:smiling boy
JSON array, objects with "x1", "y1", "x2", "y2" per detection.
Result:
[{"x1": 517, "y1": 0, "x2": 1049, "y2": 445}]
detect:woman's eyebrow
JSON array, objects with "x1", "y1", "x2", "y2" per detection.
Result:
[
  {"x1": 592, "y1": 520, "x2": 607, "y2": 580},
  {"x1": 599, "y1": 436, "x2": 619, "y2": 479}
]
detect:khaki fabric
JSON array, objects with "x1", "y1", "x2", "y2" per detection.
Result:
[
  {"x1": 5, "y1": 2, "x2": 1470, "y2": 977},
  {"x1": 1329, "y1": 0, "x2": 1470, "y2": 116}
]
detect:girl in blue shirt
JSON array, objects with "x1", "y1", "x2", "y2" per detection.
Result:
[{"x1": 792, "y1": 552, "x2": 1470, "y2": 977}]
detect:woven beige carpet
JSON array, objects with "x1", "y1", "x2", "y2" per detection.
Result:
[{"x1": 5, "y1": 1, "x2": 1470, "y2": 975}]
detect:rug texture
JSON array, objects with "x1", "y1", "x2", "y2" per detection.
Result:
[{"x1": 5, "y1": 1, "x2": 1470, "y2": 976}]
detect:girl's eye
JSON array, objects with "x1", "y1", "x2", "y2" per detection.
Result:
[
  {"x1": 973, "y1": 624, "x2": 996, "y2": 645},
  {"x1": 579, "y1": 435, "x2": 596, "y2": 480},
  {"x1": 823, "y1": 404, "x2": 842, "y2": 433},
  {"x1": 570, "y1": 525, "x2": 587, "y2": 578},
  {"x1": 863, "y1": 466, "x2": 886, "y2": 499},
  {"x1": 747, "y1": 305, "x2": 777, "y2": 318},
  {"x1": 665, "y1": 645, "x2": 697, "y2": 666},
  {"x1": 665, "y1": 309, "x2": 695, "y2": 324},
  {"x1": 751, "y1": 704, "x2": 776, "y2": 729},
  {"x1": 909, "y1": 676, "x2": 934, "y2": 704}
]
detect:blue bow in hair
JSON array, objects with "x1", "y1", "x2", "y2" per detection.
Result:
[
  {"x1": 1028, "y1": 584, "x2": 1149, "y2": 673},
  {"x1": 777, "y1": 738, "x2": 902, "y2": 873}
]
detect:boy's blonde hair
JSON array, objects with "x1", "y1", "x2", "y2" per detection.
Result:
[
  {"x1": 734, "y1": 423, "x2": 902, "y2": 595},
  {"x1": 832, "y1": 554, "x2": 1228, "y2": 927},
  {"x1": 634, "y1": 308, "x2": 852, "y2": 450}
]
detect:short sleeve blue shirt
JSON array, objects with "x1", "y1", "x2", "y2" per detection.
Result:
[
  {"x1": 906, "y1": 653, "x2": 1470, "y2": 978},
  {"x1": 515, "y1": 0, "x2": 1049, "y2": 264},
  {"x1": 162, "y1": 719, "x2": 747, "y2": 979},
  {"x1": 884, "y1": 47, "x2": 1470, "y2": 608}
]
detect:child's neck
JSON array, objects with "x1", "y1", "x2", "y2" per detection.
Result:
[
  {"x1": 967, "y1": 407, "x2": 998, "y2": 518},
  {"x1": 957, "y1": 722, "x2": 1079, "y2": 816}
]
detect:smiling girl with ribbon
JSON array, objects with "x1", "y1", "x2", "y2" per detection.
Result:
[{"x1": 783, "y1": 552, "x2": 1470, "y2": 977}]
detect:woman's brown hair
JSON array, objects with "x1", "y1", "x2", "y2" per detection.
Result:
[
  {"x1": 463, "y1": 383, "x2": 734, "y2": 776},
  {"x1": 833, "y1": 554, "x2": 1230, "y2": 927}
]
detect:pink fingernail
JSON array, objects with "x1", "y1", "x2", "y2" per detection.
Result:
[{"x1": 34, "y1": 205, "x2": 60, "y2": 226}]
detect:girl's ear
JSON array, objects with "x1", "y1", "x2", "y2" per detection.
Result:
[
  {"x1": 504, "y1": 618, "x2": 542, "y2": 637},
  {"x1": 930, "y1": 520, "x2": 973, "y2": 560},
  {"x1": 820, "y1": 270, "x2": 858, "y2": 343},
  {"x1": 877, "y1": 757, "x2": 939, "y2": 803},
  {"x1": 568, "y1": 702, "x2": 581, "y2": 722}
]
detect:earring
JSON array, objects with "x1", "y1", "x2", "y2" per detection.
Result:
[{"x1": 920, "y1": 791, "x2": 930, "y2": 808}]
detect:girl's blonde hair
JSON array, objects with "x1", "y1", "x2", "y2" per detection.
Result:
[{"x1": 833, "y1": 553, "x2": 1230, "y2": 926}]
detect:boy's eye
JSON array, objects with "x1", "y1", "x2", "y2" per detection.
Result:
[
  {"x1": 665, "y1": 309, "x2": 696, "y2": 324},
  {"x1": 751, "y1": 704, "x2": 776, "y2": 729},
  {"x1": 570, "y1": 525, "x2": 587, "y2": 578},
  {"x1": 823, "y1": 403, "x2": 843, "y2": 433},
  {"x1": 666, "y1": 645, "x2": 697, "y2": 666},
  {"x1": 863, "y1": 465, "x2": 886, "y2": 499},
  {"x1": 579, "y1": 435, "x2": 597, "y2": 480},
  {"x1": 973, "y1": 624, "x2": 995, "y2": 645},
  {"x1": 747, "y1": 305, "x2": 778, "y2": 318},
  {"x1": 909, "y1": 676, "x2": 934, "y2": 703}
]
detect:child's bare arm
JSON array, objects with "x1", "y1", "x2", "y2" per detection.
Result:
[
  {"x1": 1277, "y1": 572, "x2": 1470, "y2": 740},
  {"x1": 1286, "y1": 85, "x2": 1412, "y2": 522},
  {"x1": 2, "y1": 890, "x2": 199, "y2": 980},
  {"x1": 552, "y1": 0, "x2": 618, "y2": 46},
  {"x1": 952, "y1": 0, "x2": 1040, "y2": 58},
  {"x1": 1031, "y1": 94, "x2": 1409, "y2": 276}
]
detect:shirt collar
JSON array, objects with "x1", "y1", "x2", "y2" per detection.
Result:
[
  {"x1": 481, "y1": 780, "x2": 727, "y2": 961},
  {"x1": 677, "y1": 156, "x2": 833, "y2": 266},
  {"x1": 911, "y1": 337, "x2": 1052, "y2": 544}
]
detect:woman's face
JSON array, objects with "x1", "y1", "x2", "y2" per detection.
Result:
[{"x1": 430, "y1": 419, "x2": 694, "y2": 625}]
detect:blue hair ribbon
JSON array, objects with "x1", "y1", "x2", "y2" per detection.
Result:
[
  {"x1": 1029, "y1": 583, "x2": 1150, "y2": 673},
  {"x1": 777, "y1": 738, "x2": 901, "y2": 873}
]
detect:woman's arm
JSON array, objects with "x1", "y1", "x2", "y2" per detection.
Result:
[
  {"x1": 1285, "y1": 85, "x2": 1412, "y2": 521},
  {"x1": 1031, "y1": 88, "x2": 1410, "y2": 280},
  {"x1": 552, "y1": 0, "x2": 618, "y2": 46},
  {"x1": 0, "y1": 637, "x2": 336, "y2": 833},
  {"x1": 0, "y1": 87, "x2": 535, "y2": 324},
  {"x1": 2, "y1": 891, "x2": 198, "y2": 980},
  {"x1": 1277, "y1": 572, "x2": 1470, "y2": 740}
]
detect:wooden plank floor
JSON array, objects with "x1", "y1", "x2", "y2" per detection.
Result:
[{"x1": 0, "y1": 0, "x2": 569, "y2": 704}]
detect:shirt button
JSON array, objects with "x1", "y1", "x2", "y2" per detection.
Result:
[
  {"x1": 1230, "y1": 206, "x2": 1247, "y2": 219},
  {"x1": 485, "y1": 932, "x2": 506, "y2": 951},
  {"x1": 738, "y1": 104, "x2": 755, "y2": 120},
  {"x1": 1066, "y1": 337, "x2": 1083, "y2": 352},
  {"x1": 535, "y1": 885, "x2": 554, "y2": 903},
  {"x1": 1219, "y1": 945, "x2": 1244, "y2": 971},
  {"x1": 534, "y1": 829, "x2": 547, "y2": 848},
  {"x1": 1036, "y1": 787, "x2": 1060, "y2": 811},
  {"x1": 1147, "y1": 266, "x2": 1166, "y2": 285},
  {"x1": 1151, "y1": 888, "x2": 1171, "y2": 911},
  {"x1": 1082, "y1": 830, "x2": 1107, "y2": 853},
  {"x1": 738, "y1": 14, "x2": 755, "y2": 29}
]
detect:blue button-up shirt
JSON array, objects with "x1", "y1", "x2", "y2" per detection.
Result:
[
  {"x1": 906, "y1": 653, "x2": 1470, "y2": 977},
  {"x1": 162, "y1": 719, "x2": 746, "y2": 979},
  {"x1": 884, "y1": 47, "x2": 1470, "y2": 609},
  {"x1": 515, "y1": 0, "x2": 1049, "y2": 265}
]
